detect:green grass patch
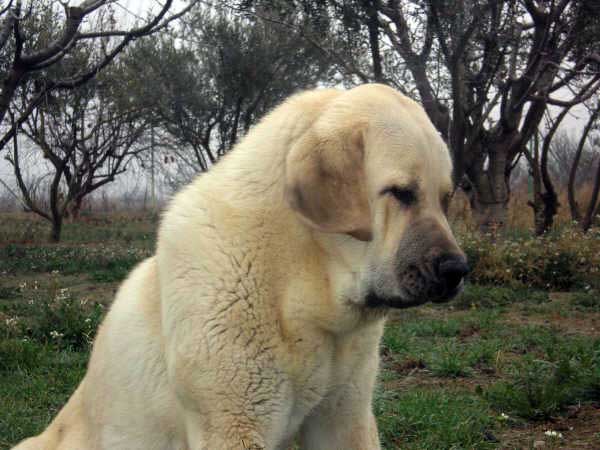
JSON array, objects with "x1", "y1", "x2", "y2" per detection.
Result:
[
  {"x1": 0, "y1": 243, "x2": 150, "y2": 282},
  {"x1": 483, "y1": 336, "x2": 600, "y2": 420},
  {"x1": 428, "y1": 340, "x2": 473, "y2": 377},
  {"x1": 0, "y1": 212, "x2": 157, "y2": 246},
  {"x1": 1, "y1": 284, "x2": 105, "y2": 352},
  {"x1": 383, "y1": 312, "x2": 505, "y2": 378},
  {"x1": 0, "y1": 341, "x2": 88, "y2": 448},
  {"x1": 375, "y1": 388, "x2": 497, "y2": 449},
  {"x1": 2, "y1": 213, "x2": 600, "y2": 449},
  {"x1": 453, "y1": 284, "x2": 550, "y2": 310}
]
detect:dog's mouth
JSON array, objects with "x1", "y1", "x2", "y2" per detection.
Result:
[
  {"x1": 365, "y1": 291, "x2": 429, "y2": 309},
  {"x1": 365, "y1": 265, "x2": 465, "y2": 309}
]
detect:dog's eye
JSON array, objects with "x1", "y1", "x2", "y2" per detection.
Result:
[{"x1": 383, "y1": 186, "x2": 417, "y2": 206}]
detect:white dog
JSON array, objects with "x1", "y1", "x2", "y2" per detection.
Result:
[{"x1": 14, "y1": 84, "x2": 468, "y2": 450}]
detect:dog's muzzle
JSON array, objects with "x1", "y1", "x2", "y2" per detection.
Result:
[{"x1": 365, "y1": 253, "x2": 469, "y2": 309}]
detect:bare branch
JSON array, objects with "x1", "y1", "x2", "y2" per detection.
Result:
[{"x1": 532, "y1": 75, "x2": 600, "y2": 107}]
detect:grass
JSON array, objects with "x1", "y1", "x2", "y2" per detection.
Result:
[
  {"x1": 375, "y1": 388, "x2": 497, "y2": 449},
  {"x1": 2, "y1": 212, "x2": 600, "y2": 449},
  {"x1": 0, "y1": 340, "x2": 88, "y2": 449},
  {"x1": 0, "y1": 243, "x2": 151, "y2": 281}
]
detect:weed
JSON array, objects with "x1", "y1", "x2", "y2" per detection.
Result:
[
  {"x1": 429, "y1": 340, "x2": 473, "y2": 377},
  {"x1": 21, "y1": 289, "x2": 105, "y2": 351},
  {"x1": 483, "y1": 337, "x2": 600, "y2": 420},
  {"x1": 0, "y1": 286, "x2": 20, "y2": 300},
  {"x1": 0, "y1": 339, "x2": 43, "y2": 372},
  {"x1": 571, "y1": 291, "x2": 600, "y2": 311},
  {"x1": 467, "y1": 338, "x2": 504, "y2": 373}
]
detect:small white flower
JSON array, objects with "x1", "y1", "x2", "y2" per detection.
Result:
[
  {"x1": 49, "y1": 330, "x2": 64, "y2": 339},
  {"x1": 498, "y1": 413, "x2": 509, "y2": 420},
  {"x1": 544, "y1": 430, "x2": 563, "y2": 439},
  {"x1": 85, "y1": 318, "x2": 91, "y2": 323}
]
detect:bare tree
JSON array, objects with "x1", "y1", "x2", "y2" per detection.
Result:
[
  {"x1": 568, "y1": 101, "x2": 600, "y2": 231},
  {"x1": 125, "y1": 5, "x2": 330, "y2": 177},
  {"x1": 549, "y1": 130, "x2": 599, "y2": 189},
  {"x1": 525, "y1": 107, "x2": 572, "y2": 235},
  {"x1": 7, "y1": 62, "x2": 149, "y2": 241},
  {"x1": 0, "y1": 0, "x2": 195, "y2": 154}
]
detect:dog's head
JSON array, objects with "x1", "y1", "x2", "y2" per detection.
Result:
[{"x1": 285, "y1": 84, "x2": 468, "y2": 309}]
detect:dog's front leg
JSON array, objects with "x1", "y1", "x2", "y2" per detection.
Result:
[
  {"x1": 297, "y1": 354, "x2": 382, "y2": 450},
  {"x1": 299, "y1": 405, "x2": 381, "y2": 450},
  {"x1": 183, "y1": 409, "x2": 270, "y2": 450},
  {"x1": 180, "y1": 376, "x2": 285, "y2": 450},
  {"x1": 169, "y1": 337, "x2": 291, "y2": 450}
]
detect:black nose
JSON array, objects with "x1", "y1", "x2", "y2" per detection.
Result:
[{"x1": 436, "y1": 254, "x2": 469, "y2": 292}]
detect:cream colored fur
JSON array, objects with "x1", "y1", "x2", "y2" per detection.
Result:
[{"x1": 13, "y1": 84, "x2": 460, "y2": 450}]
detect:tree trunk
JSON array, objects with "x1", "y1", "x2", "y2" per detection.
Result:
[
  {"x1": 527, "y1": 148, "x2": 547, "y2": 236},
  {"x1": 529, "y1": 191, "x2": 559, "y2": 236},
  {"x1": 467, "y1": 144, "x2": 510, "y2": 234},
  {"x1": 50, "y1": 215, "x2": 62, "y2": 242},
  {"x1": 70, "y1": 196, "x2": 83, "y2": 220},
  {"x1": 527, "y1": 131, "x2": 560, "y2": 236},
  {"x1": 469, "y1": 192, "x2": 508, "y2": 234},
  {"x1": 581, "y1": 158, "x2": 600, "y2": 232},
  {"x1": 365, "y1": 0, "x2": 383, "y2": 82}
]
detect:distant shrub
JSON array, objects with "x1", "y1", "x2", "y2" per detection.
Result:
[{"x1": 459, "y1": 226, "x2": 600, "y2": 291}]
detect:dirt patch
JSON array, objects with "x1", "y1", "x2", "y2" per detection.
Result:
[
  {"x1": 498, "y1": 404, "x2": 600, "y2": 449},
  {"x1": 504, "y1": 301, "x2": 600, "y2": 338},
  {"x1": 382, "y1": 366, "x2": 500, "y2": 393}
]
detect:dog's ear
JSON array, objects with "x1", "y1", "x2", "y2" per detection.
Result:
[{"x1": 284, "y1": 125, "x2": 372, "y2": 241}]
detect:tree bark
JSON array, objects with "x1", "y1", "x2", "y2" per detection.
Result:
[
  {"x1": 527, "y1": 134, "x2": 547, "y2": 236},
  {"x1": 50, "y1": 214, "x2": 63, "y2": 242},
  {"x1": 581, "y1": 157, "x2": 600, "y2": 232},
  {"x1": 466, "y1": 138, "x2": 511, "y2": 233},
  {"x1": 365, "y1": 0, "x2": 382, "y2": 82}
]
